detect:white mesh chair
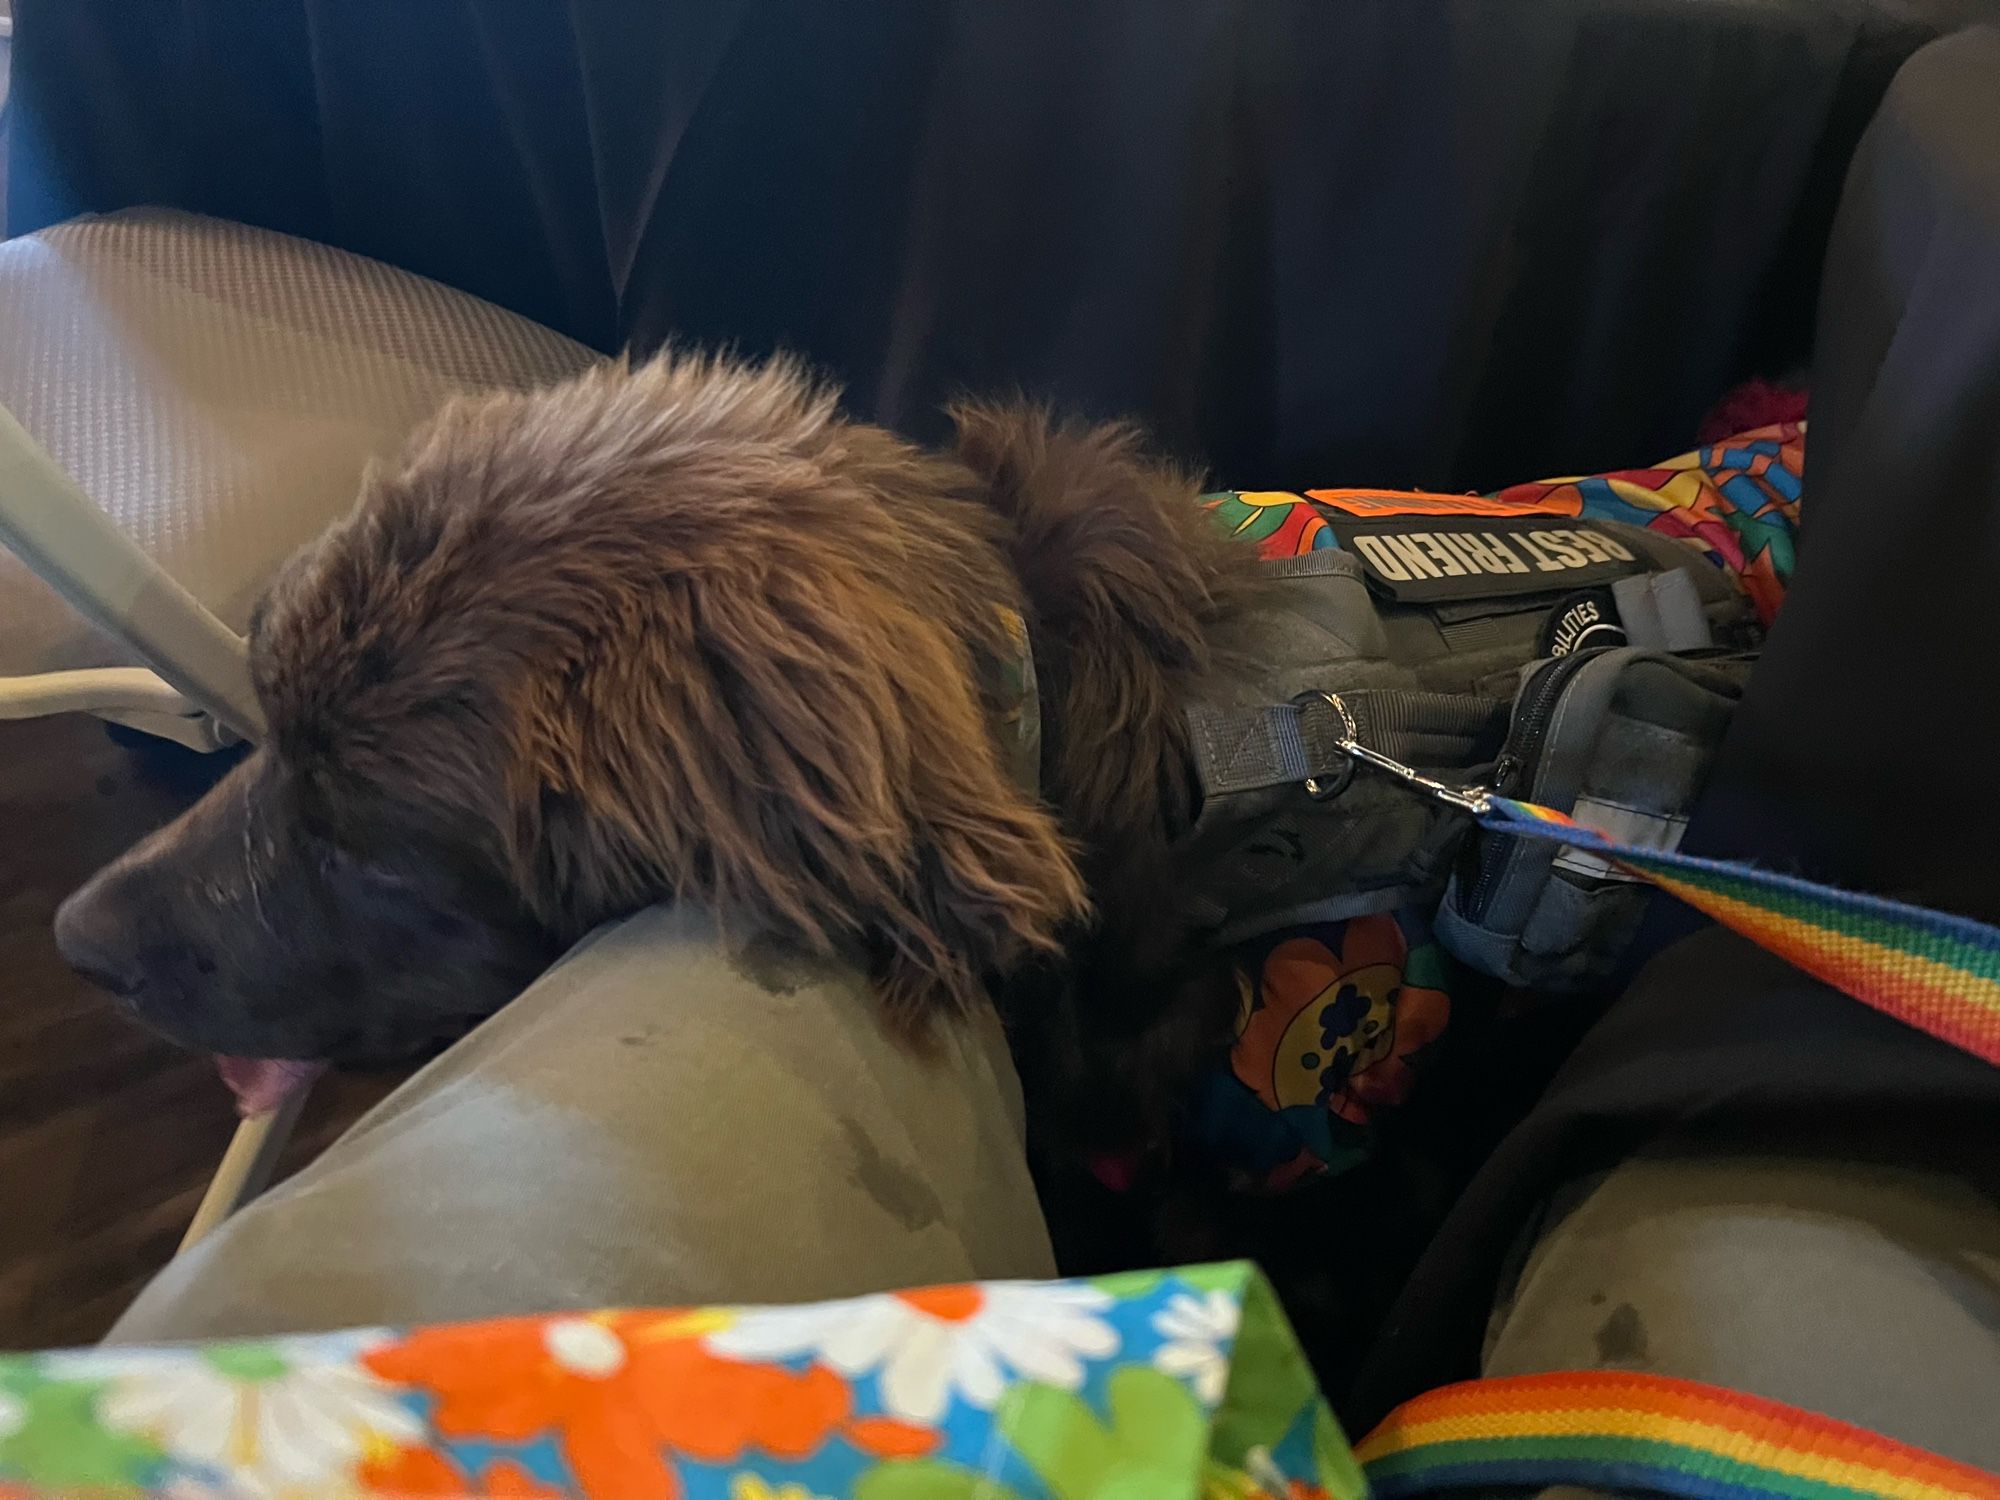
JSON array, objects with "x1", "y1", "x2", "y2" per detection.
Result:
[{"x1": 0, "y1": 209, "x2": 605, "y2": 1243}]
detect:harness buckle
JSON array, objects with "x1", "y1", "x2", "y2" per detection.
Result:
[{"x1": 1302, "y1": 691, "x2": 1494, "y2": 816}]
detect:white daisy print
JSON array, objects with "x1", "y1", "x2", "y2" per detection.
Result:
[
  {"x1": 73, "y1": 1337, "x2": 422, "y2": 1499},
  {"x1": 708, "y1": 1280, "x2": 1118, "y2": 1425},
  {"x1": 1151, "y1": 1287, "x2": 1241, "y2": 1404}
]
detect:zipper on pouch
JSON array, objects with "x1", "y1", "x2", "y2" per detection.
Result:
[{"x1": 1461, "y1": 648, "x2": 1607, "y2": 921}]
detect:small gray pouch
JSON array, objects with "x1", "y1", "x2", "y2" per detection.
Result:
[{"x1": 1435, "y1": 647, "x2": 1751, "y2": 987}]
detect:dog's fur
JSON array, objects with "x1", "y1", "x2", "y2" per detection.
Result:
[{"x1": 56, "y1": 353, "x2": 1257, "y2": 1135}]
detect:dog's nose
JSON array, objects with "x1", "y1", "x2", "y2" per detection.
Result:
[{"x1": 54, "y1": 887, "x2": 145, "y2": 999}]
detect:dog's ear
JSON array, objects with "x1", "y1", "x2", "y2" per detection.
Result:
[
  {"x1": 950, "y1": 400, "x2": 1259, "y2": 979},
  {"x1": 949, "y1": 400, "x2": 1252, "y2": 841},
  {"x1": 513, "y1": 452, "x2": 1091, "y2": 1025}
]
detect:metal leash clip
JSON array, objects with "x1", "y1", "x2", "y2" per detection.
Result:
[{"x1": 1302, "y1": 690, "x2": 1494, "y2": 816}]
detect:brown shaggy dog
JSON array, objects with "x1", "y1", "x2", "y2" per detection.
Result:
[{"x1": 55, "y1": 353, "x2": 1258, "y2": 1137}]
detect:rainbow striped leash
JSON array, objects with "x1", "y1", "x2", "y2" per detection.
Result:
[
  {"x1": 1311, "y1": 691, "x2": 2000, "y2": 1067},
  {"x1": 1482, "y1": 795, "x2": 2000, "y2": 1065},
  {"x1": 1488, "y1": 800, "x2": 2000, "y2": 1072},
  {"x1": 1359, "y1": 1372, "x2": 2000, "y2": 1499}
]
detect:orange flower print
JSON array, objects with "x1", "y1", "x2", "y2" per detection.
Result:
[
  {"x1": 363, "y1": 1311, "x2": 930, "y2": 1498},
  {"x1": 1233, "y1": 915, "x2": 1449, "y2": 1127},
  {"x1": 363, "y1": 1445, "x2": 563, "y2": 1497}
]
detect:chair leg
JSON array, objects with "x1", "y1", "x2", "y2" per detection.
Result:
[
  {"x1": 178, "y1": 1093, "x2": 311, "y2": 1253},
  {"x1": 0, "y1": 405, "x2": 265, "y2": 739},
  {"x1": 0, "y1": 664, "x2": 198, "y2": 719}
]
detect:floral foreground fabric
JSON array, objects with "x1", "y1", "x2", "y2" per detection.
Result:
[{"x1": 0, "y1": 1262, "x2": 1361, "y2": 1499}]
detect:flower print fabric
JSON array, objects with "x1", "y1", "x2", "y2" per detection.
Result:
[
  {"x1": 705, "y1": 1280, "x2": 1118, "y2": 1425},
  {"x1": 0, "y1": 1263, "x2": 1359, "y2": 1500},
  {"x1": 1198, "y1": 912, "x2": 1454, "y2": 1190}
]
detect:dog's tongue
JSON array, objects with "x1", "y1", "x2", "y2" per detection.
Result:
[{"x1": 215, "y1": 1056, "x2": 327, "y2": 1117}]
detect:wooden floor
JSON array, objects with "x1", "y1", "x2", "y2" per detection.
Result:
[{"x1": 0, "y1": 714, "x2": 398, "y2": 1350}]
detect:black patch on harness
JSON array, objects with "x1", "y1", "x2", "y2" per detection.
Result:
[
  {"x1": 1538, "y1": 589, "x2": 1629, "y2": 658},
  {"x1": 1324, "y1": 517, "x2": 1647, "y2": 604}
]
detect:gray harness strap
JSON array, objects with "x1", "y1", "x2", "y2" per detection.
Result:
[{"x1": 1188, "y1": 691, "x2": 1505, "y2": 796}]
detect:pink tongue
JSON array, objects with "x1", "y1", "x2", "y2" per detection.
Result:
[{"x1": 215, "y1": 1056, "x2": 328, "y2": 1117}]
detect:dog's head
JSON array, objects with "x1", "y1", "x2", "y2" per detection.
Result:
[{"x1": 55, "y1": 353, "x2": 1089, "y2": 1069}]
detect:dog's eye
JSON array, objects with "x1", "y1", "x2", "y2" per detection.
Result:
[
  {"x1": 352, "y1": 859, "x2": 417, "y2": 894},
  {"x1": 315, "y1": 841, "x2": 412, "y2": 894}
]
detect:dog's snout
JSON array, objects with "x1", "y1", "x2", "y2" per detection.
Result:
[{"x1": 54, "y1": 885, "x2": 146, "y2": 999}]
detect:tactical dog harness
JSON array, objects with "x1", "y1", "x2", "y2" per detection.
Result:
[{"x1": 1184, "y1": 424, "x2": 1803, "y2": 1187}]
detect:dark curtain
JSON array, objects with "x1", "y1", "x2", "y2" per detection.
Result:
[{"x1": 13, "y1": 0, "x2": 1991, "y2": 489}]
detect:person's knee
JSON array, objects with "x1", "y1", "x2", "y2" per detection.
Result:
[{"x1": 1485, "y1": 1153, "x2": 2000, "y2": 1471}]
